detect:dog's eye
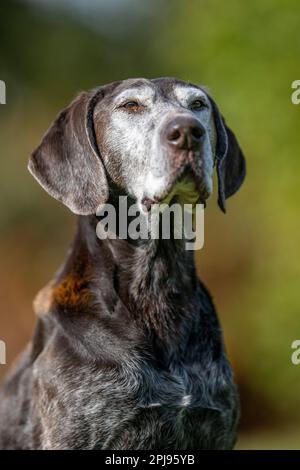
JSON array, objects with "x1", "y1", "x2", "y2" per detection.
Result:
[
  {"x1": 122, "y1": 101, "x2": 143, "y2": 112},
  {"x1": 190, "y1": 99, "x2": 207, "y2": 110}
]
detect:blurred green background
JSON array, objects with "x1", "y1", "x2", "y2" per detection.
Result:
[{"x1": 0, "y1": 0, "x2": 300, "y2": 449}]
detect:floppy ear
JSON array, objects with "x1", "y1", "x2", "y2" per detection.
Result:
[
  {"x1": 209, "y1": 97, "x2": 246, "y2": 213},
  {"x1": 28, "y1": 89, "x2": 108, "y2": 215}
]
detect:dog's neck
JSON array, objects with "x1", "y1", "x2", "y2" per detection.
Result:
[{"x1": 52, "y1": 215, "x2": 198, "y2": 339}]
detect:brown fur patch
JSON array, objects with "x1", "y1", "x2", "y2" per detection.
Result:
[{"x1": 53, "y1": 272, "x2": 92, "y2": 311}]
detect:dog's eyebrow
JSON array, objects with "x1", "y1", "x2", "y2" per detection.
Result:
[
  {"x1": 173, "y1": 85, "x2": 208, "y2": 105},
  {"x1": 113, "y1": 86, "x2": 155, "y2": 104}
]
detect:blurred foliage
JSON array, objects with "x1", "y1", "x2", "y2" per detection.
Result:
[{"x1": 0, "y1": 0, "x2": 300, "y2": 448}]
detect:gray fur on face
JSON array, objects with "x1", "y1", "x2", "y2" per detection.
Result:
[{"x1": 94, "y1": 78, "x2": 216, "y2": 208}]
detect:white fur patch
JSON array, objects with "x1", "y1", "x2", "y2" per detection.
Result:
[
  {"x1": 181, "y1": 395, "x2": 192, "y2": 407},
  {"x1": 174, "y1": 86, "x2": 209, "y2": 108}
]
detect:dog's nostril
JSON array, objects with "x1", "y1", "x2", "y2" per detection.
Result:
[
  {"x1": 167, "y1": 127, "x2": 181, "y2": 142},
  {"x1": 191, "y1": 126, "x2": 203, "y2": 140}
]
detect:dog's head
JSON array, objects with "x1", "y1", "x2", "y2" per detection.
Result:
[{"x1": 28, "y1": 77, "x2": 245, "y2": 214}]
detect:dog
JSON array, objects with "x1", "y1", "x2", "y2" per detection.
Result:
[{"x1": 0, "y1": 77, "x2": 245, "y2": 450}]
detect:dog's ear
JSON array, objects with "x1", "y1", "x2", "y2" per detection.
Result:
[
  {"x1": 208, "y1": 96, "x2": 246, "y2": 212},
  {"x1": 28, "y1": 89, "x2": 108, "y2": 215}
]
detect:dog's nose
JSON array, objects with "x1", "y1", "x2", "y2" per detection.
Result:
[{"x1": 165, "y1": 117, "x2": 204, "y2": 150}]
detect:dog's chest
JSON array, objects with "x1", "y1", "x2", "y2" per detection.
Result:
[
  {"x1": 52, "y1": 359, "x2": 236, "y2": 450},
  {"x1": 102, "y1": 366, "x2": 234, "y2": 449}
]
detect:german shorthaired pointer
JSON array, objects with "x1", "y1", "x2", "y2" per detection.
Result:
[{"x1": 0, "y1": 78, "x2": 246, "y2": 449}]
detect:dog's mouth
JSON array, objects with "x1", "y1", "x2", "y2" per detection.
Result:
[{"x1": 141, "y1": 165, "x2": 208, "y2": 212}]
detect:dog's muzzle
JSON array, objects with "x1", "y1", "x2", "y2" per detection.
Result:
[{"x1": 141, "y1": 116, "x2": 207, "y2": 212}]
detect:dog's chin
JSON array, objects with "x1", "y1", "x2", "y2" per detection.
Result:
[
  {"x1": 164, "y1": 168, "x2": 212, "y2": 205},
  {"x1": 141, "y1": 169, "x2": 211, "y2": 212},
  {"x1": 161, "y1": 175, "x2": 201, "y2": 207}
]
